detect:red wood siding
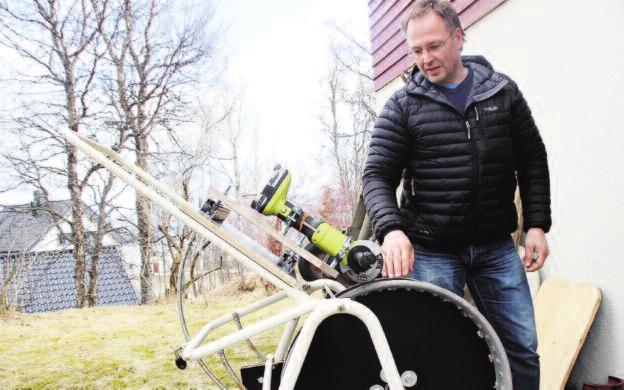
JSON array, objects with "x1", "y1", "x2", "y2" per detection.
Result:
[{"x1": 369, "y1": 0, "x2": 506, "y2": 91}]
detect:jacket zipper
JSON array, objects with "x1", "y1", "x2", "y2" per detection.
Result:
[
  {"x1": 411, "y1": 178, "x2": 415, "y2": 196},
  {"x1": 467, "y1": 107, "x2": 480, "y2": 238}
]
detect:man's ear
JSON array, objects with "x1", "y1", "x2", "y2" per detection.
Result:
[{"x1": 454, "y1": 28, "x2": 463, "y2": 51}]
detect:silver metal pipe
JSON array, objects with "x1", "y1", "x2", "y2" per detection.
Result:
[
  {"x1": 262, "y1": 354, "x2": 275, "y2": 390},
  {"x1": 221, "y1": 221, "x2": 280, "y2": 265}
]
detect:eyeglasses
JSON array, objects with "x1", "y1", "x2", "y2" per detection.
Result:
[{"x1": 407, "y1": 31, "x2": 455, "y2": 60}]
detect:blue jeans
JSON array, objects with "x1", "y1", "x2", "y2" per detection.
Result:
[{"x1": 413, "y1": 236, "x2": 539, "y2": 390}]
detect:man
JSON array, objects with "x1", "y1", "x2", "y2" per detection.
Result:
[{"x1": 362, "y1": 1, "x2": 551, "y2": 389}]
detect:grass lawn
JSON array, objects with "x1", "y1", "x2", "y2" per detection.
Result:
[{"x1": 0, "y1": 283, "x2": 293, "y2": 389}]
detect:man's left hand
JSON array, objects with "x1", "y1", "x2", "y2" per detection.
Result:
[{"x1": 523, "y1": 228, "x2": 549, "y2": 272}]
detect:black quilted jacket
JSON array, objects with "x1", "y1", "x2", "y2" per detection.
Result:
[{"x1": 363, "y1": 56, "x2": 551, "y2": 248}]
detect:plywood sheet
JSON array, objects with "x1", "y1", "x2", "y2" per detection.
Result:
[{"x1": 535, "y1": 277, "x2": 601, "y2": 390}]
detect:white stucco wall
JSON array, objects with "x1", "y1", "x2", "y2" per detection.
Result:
[
  {"x1": 31, "y1": 218, "x2": 120, "y2": 252},
  {"x1": 461, "y1": 0, "x2": 624, "y2": 386},
  {"x1": 120, "y1": 243, "x2": 141, "y2": 295},
  {"x1": 375, "y1": 0, "x2": 624, "y2": 386}
]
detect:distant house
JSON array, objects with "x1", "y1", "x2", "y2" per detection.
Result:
[{"x1": 0, "y1": 191, "x2": 139, "y2": 312}]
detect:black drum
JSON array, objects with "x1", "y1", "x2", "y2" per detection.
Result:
[{"x1": 284, "y1": 279, "x2": 512, "y2": 389}]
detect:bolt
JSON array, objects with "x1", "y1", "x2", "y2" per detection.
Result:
[{"x1": 401, "y1": 370, "x2": 418, "y2": 387}]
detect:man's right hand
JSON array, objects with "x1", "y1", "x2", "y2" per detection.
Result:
[{"x1": 381, "y1": 230, "x2": 415, "y2": 278}]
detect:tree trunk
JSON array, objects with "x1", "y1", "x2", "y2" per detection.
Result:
[
  {"x1": 67, "y1": 145, "x2": 88, "y2": 308},
  {"x1": 135, "y1": 135, "x2": 154, "y2": 304},
  {"x1": 87, "y1": 242, "x2": 101, "y2": 306}
]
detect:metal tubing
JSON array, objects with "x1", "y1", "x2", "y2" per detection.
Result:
[
  {"x1": 182, "y1": 291, "x2": 292, "y2": 356},
  {"x1": 62, "y1": 129, "x2": 306, "y2": 299},
  {"x1": 302, "y1": 279, "x2": 346, "y2": 294},
  {"x1": 236, "y1": 291, "x2": 290, "y2": 316},
  {"x1": 233, "y1": 312, "x2": 266, "y2": 360},
  {"x1": 185, "y1": 300, "x2": 319, "y2": 360},
  {"x1": 262, "y1": 354, "x2": 275, "y2": 390},
  {"x1": 274, "y1": 319, "x2": 298, "y2": 362},
  {"x1": 279, "y1": 299, "x2": 404, "y2": 390},
  {"x1": 218, "y1": 350, "x2": 245, "y2": 389},
  {"x1": 221, "y1": 221, "x2": 280, "y2": 265}
]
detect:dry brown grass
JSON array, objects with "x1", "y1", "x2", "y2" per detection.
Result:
[{"x1": 0, "y1": 282, "x2": 293, "y2": 389}]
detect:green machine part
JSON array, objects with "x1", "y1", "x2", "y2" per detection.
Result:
[
  {"x1": 251, "y1": 165, "x2": 350, "y2": 262},
  {"x1": 311, "y1": 223, "x2": 349, "y2": 260},
  {"x1": 259, "y1": 170, "x2": 293, "y2": 219},
  {"x1": 251, "y1": 165, "x2": 383, "y2": 282}
]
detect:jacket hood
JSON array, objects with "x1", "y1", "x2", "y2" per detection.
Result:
[{"x1": 406, "y1": 55, "x2": 507, "y2": 99}]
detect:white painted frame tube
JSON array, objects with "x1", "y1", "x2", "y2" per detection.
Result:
[
  {"x1": 182, "y1": 280, "x2": 343, "y2": 364},
  {"x1": 300, "y1": 278, "x2": 346, "y2": 294},
  {"x1": 279, "y1": 299, "x2": 403, "y2": 390},
  {"x1": 182, "y1": 291, "x2": 291, "y2": 356},
  {"x1": 262, "y1": 354, "x2": 275, "y2": 390},
  {"x1": 184, "y1": 300, "x2": 319, "y2": 360},
  {"x1": 274, "y1": 318, "x2": 298, "y2": 362}
]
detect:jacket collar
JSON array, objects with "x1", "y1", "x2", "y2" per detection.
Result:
[{"x1": 406, "y1": 55, "x2": 508, "y2": 109}]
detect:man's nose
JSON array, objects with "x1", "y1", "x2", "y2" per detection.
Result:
[{"x1": 420, "y1": 49, "x2": 434, "y2": 65}]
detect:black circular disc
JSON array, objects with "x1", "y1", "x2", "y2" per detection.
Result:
[{"x1": 285, "y1": 279, "x2": 511, "y2": 389}]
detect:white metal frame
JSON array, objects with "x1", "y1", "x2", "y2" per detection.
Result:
[{"x1": 63, "y1": 129, "x2": 405, "y2": 389}]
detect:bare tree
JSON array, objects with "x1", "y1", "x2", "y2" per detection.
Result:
[
  {"x1": 0, "y1": 0, "x2": 117, "y2": 308},
  {"x1": 91, "y1": 0, "x2": 222, "y2": 303},
  {"x1": 154, "y1": 145, "x2": 211, "y2": 296},
  {"x1": 152, "y1": 90, "x2": 237, "y2": 296},
  {"x1": 83, "y1": 154, "x2": 130, "y2": 305},
  {"x1": 0, "y1": 212, "x2": 36, "y2": 314},
  {"x1": 318, "y1": 23, "x2": 377, "y2": 220}
]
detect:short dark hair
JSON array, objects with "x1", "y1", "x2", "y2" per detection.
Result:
[{"x1": 401, "y1": 0, "x2": 465, "y2": 40}]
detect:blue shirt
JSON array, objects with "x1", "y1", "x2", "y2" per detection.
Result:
[{"x1": 435, "y1": 68, "x2": 474, "y2": 115}]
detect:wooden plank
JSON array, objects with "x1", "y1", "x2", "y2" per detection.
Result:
[
  {"x1": 206, "y1": 187, "x2": 340, "y2": 278},
  {"x1": 535, "y1": 277, "x2": 601, "y2": 390},
  {"x1": 370, "y1": 0, "x2": 401, "y2": 28},
  {"x1": 452, "y1": 0, "x2": 478, "y2": 14},
  {"x1": 459, "y1": 0, "x2": 506, "y2": 29},
  {"x1": 371, "y1": 21, "x2": 402, "y2": 54},
  {"x1": 373, "y1": 42, "x2": 409, "y2": 77},
  {"x1": 369, "y1": 0, "x2": 386, "y2": 17},
  {"x1": 372, "y1": 29, "x2": 404, "y2": 66},
  {"x1": 370, "y1": 0, "x2": 413, "y2": 40},
  {"x1": 373, "y1": 54, "x2": 413, "y2": 90}
]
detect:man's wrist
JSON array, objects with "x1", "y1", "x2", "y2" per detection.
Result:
[
  {"x1": 384, "y1": 229, "x2": 405, "y2": 239},
  {"x1": 527, "y1": 227, "x2": 545, "y2": 235}
]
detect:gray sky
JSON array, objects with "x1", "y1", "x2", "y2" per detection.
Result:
[
  {"x1": 219, "y1": 0, "x2": 370, "y2": 182},
  {"x1": 0, "y1": 0, "x2": 372, "y2": 207}
]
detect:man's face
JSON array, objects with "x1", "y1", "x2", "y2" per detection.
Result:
[{"x1": 405, "y1": 11, "x2": 464, "y2": 84}]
